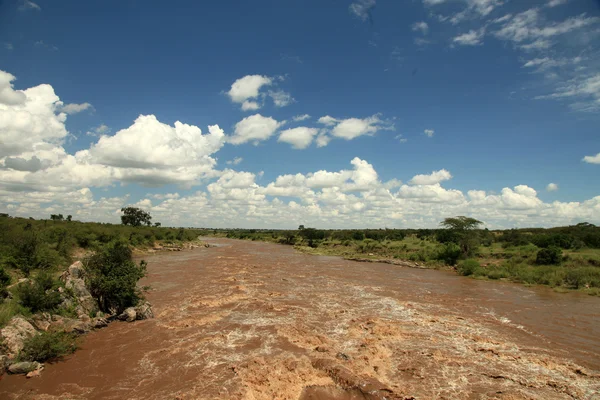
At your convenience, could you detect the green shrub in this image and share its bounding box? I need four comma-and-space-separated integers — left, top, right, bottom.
84, 241, 147, 314
535, 246, 562, 265
436, 243, 462, 266
0, 266, 11, 297
564, 267, 600, 289
19, 331, 78, 362
457, 259, 481, 276
486, 267, 509, 280
16, 271, 62, 313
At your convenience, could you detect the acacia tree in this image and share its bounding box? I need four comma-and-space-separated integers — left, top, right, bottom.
440, 216, 483, 258
120, 207, 152, 227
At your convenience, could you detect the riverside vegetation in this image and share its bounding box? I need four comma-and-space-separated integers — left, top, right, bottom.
215, 218, 600, 295
0, 210, 204, 376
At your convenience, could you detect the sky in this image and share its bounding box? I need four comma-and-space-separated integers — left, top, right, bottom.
0, 0, 599, 229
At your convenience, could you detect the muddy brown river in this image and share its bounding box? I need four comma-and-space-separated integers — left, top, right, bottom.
1, 238, 599, 399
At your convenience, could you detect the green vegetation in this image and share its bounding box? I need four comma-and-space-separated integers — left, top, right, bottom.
84, 241, 147, 314
19, 331, 78, 362
214, 219, 600, 294
0, 211, 205, 327
16, 271, 63, 313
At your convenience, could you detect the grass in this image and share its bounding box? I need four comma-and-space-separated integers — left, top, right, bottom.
19, 331, 78, 362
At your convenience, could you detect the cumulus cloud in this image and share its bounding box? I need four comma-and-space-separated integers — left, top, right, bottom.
86, 124, 110, 137
229, 114, 282, 145
412, 21, 429, 35
424, 129, 434, 137
409, 169, 453, 185
293, 114, 311, 122
19, 0, 40, 11
546, 183, 558, 191
349, 0, 376, 22
226, 157, 243, 166
227, 75, 272, 110
268, 90, 295, 107
583, 152, 600, 164
453, 28, 485, 45
0, 71, 26, 105
315, 114, 392, 143
278, 127, 320, 149
61, 102, 93, 114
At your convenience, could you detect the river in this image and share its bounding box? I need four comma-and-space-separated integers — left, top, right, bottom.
1, 238, 599, 399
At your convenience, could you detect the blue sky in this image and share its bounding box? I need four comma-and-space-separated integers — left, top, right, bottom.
0, 0, 599, 228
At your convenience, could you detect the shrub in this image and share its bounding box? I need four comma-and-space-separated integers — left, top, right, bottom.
19, 331, 78, 362
564, 267, 600, 289
16, 271, 62, 313
0, 266, 11, 297
436, 243, 462, 266
457, 259, 481, 276
535, 246, 562, 265
84, 241, 147, 314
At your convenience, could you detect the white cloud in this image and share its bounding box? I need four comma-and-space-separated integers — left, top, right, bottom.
453, 28, 485, 46
226, 157, 243, 166
227, 75, 272, 109
424, 129, 435, 137
349, 0, 376, 22
547, 0, 569, 7
0, 71, 26, 105
317, 114, 392, 141
229, 114, 282, 145
19, 0, 40, 11
86, 124, 110, 137
412, 21, 429, 35
278, 127, 320, 149
409, 169, 452, 185
268, 90, 295, 107
61, 102, 93, 114
293, 114, 311, 122
583, 152, 600, 164
318, 115, 339, 126
5, 43, 13, 51
546, 183, 558, 191
241, 101, 260, 111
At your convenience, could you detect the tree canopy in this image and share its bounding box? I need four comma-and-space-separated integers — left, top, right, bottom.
120, 207, 152, 227
440, 216, 483, 231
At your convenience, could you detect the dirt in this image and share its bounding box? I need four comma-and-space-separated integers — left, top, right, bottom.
1, 238, 599, 399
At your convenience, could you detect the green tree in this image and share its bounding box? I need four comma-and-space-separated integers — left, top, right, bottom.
154, 222, 161, 227
84, 241, 147, 313
120, 207, 152, 227
440, 216, 483, 258
66, 215, 72, 222
50, 214, 64, 221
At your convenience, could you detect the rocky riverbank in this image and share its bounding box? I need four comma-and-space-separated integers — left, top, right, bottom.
0, 261, 154, 377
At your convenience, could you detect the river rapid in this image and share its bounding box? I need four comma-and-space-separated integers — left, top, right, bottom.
1, 238, 599, 399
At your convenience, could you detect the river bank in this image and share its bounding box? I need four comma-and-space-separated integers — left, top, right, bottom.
1, 238, 598, 399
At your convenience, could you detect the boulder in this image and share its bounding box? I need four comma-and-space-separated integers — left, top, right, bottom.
0, 317, 38, 358
135, 302, 154, 320
49, 316, 91, 334
26, 368, 42, 378
92, 318, 108, 329
60, 261, 99, 317
68, 261, 84, 279
30, 313, 52, 332
8, 361, 41, 375
118, 307, 137, 322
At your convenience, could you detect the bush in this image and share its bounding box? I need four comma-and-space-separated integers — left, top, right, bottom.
564, 267, 600, 289
457, 259, 481, 276
19, 331, 78, 362
16, 271, 62, 313
535, 246, 562, 265
84, 241, 147, 314
0, 266, 11, 297
436, 243, 462, 266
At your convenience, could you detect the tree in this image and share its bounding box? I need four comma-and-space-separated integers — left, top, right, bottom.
50, 214, 64, 221
298, 225, 305, 230
84, 241, 147, 313
154, 222, 161, 227
440, 216, 483, 258
66, 215, 72, 222
120, 207, 152, 227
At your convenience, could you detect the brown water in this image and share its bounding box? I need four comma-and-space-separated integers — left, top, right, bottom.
1, 238, 599, 399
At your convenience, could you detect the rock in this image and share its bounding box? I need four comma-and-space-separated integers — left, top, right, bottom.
118, 307, 137, 322
93, 318, 108, 329
30, 313, 52, 332
0, 317, 38, 358
8, 361, 41, 375
135, 302, 154, 320
26, 368, 42, 378
49, 316, 91, 334
68, 261, 84, 279
0, 354, 10, 371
